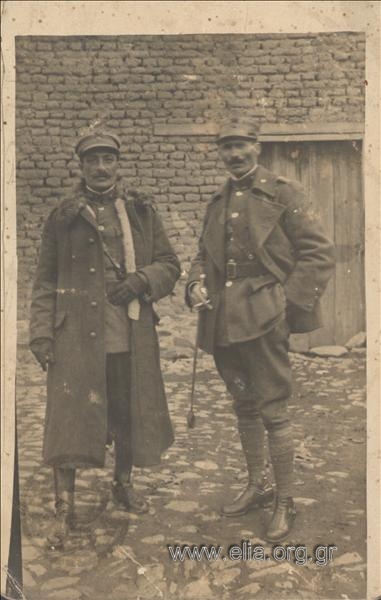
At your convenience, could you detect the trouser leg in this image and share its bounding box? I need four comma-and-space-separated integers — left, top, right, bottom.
214, 346, 266, 483
215, 321, 295, 527
47, 467, 75, 550
237, 321, 296, 541
106, 353, 148, 514
106, 353, 133, 481
243, 321, 294, 499
214, 346, 273, 516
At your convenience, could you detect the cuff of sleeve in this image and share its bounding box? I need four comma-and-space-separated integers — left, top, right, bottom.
185, 280, 199, 308
131, 272, 150, 295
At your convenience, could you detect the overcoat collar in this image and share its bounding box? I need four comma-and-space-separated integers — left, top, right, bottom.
54, 179, 152, 232
203, 165, 287, 272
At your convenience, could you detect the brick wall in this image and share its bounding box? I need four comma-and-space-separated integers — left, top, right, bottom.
16, 33, 365, 318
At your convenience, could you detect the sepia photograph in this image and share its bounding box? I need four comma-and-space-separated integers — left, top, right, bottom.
1, 2, 380, 600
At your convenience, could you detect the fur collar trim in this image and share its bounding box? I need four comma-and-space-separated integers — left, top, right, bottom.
54, 179, 154, 226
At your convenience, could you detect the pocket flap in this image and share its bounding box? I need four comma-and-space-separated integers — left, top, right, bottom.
249, 273, 278, 293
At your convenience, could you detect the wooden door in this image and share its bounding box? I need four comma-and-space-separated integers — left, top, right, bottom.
260, 141, 365, 349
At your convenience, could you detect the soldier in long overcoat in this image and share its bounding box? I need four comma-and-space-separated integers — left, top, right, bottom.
187, 118, 335, 542
30, 131, 181, 548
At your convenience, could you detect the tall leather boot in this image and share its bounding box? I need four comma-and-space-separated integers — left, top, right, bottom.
265, 496, 296, 542
111, 435, 148, 514
265, 423, 296, 541
221, 417, 273, 517
46, 467, 75, 550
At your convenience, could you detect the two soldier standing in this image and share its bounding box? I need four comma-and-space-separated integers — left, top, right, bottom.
30, 120, 334, 547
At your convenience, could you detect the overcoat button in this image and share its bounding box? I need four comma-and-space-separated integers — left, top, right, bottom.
90, 301, 97, 307
90, 332, 97, 338
248, 253, 254, 260
235, 191, 243, 197
98, 225, 105, 232
89, 238, 95, 244
231, 212, 240, 218
225, 281, 233, 287
89, 268, 96, 273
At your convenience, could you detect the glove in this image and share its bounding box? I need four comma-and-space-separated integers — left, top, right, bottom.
30, 337, 55, 372
108, 273, 149, 306
188, 281, 213, 311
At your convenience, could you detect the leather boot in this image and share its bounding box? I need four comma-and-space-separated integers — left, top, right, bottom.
221, 477, 273, 517
46, 468, 75, 550
221, 418, 273, 517
265, 496, 296, 543
112, 472, 149, 514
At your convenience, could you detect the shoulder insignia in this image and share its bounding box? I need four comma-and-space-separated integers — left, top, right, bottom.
276, 175, 305, 195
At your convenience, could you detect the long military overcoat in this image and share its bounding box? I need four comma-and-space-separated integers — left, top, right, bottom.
30, 182, 181, 469
187, 165, 335, 354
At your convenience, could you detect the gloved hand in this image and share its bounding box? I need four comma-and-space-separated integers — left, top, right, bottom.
30, 337, 55, 372
108, 273, 149, 306
188, 281, 213, 311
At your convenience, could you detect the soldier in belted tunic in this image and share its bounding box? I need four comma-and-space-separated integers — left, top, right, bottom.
29, 131, 181, 549
186, 118, 335, 542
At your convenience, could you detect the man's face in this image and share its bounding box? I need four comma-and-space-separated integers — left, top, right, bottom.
218, 138, 260, 178
80, 149, 119, 191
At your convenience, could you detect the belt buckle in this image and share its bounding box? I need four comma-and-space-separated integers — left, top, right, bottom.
226, 259, 237, 279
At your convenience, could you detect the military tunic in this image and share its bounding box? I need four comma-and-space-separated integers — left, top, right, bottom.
187, 164, 335, 427
87, 192, 130, 352
216, 174, 284, 346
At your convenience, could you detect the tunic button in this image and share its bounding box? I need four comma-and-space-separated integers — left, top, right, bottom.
90, 332, 97, 338
235, 191, 243, 197
89, 238, 95, 244
90, 301, 97, 307
98, 206, 105, 211
98, 225, 105, 232
231, 212, 239, 218
248, 253, 254, 260
225, 280, 233, 287
89, 267, 96, 274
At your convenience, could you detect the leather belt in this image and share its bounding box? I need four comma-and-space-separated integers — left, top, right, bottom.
226, 259, 268, 280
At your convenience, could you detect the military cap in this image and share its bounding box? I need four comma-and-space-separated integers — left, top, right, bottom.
216, 118, 260, 144
75, 131, 121, 158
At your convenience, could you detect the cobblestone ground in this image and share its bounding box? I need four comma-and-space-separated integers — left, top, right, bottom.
16, 309, 366, 600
